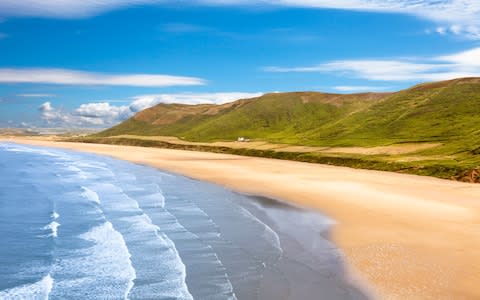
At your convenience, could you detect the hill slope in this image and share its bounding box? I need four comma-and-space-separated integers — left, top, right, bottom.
99, 78, 480, 146
99, 91, 390, 144
91, 78, 480, 182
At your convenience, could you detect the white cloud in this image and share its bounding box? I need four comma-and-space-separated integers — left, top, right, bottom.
39, 101, 84, 126
436, 27, 447, 35
450, 25, 462, 35
264, 46, 480, 82
0, 68, 206, 87
37, 92, 263, 128
437, 47, 480, 66
1, 1, 480, 38
39, 101, 128, 127
75, 102, 132, 120
39, 101, 53, 112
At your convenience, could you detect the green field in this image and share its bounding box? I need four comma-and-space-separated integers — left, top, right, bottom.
88, 77, 480, 182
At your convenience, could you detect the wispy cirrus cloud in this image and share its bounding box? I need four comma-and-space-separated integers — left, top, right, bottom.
426, 24, 480, 39
159, 22, 319, 44
264, 47, 480, 82
160, 23, 214, 34
0, 0, 151, 19
17, 93, 55, 98
0, 68, 205, 87
332, 86, 391, 92
1, 1, 479, 38
38, 92, 263, 127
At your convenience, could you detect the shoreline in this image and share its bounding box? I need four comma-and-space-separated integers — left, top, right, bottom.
3, 138, 480, 299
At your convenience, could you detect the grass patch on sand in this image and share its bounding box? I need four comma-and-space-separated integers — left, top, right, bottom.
69, 136, 480, 183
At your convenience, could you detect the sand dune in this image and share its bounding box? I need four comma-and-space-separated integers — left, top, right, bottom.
4, 137, 480, 299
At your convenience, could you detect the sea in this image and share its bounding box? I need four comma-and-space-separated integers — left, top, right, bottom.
0, 142, 368, 299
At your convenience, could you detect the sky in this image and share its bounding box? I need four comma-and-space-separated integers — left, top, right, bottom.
0, 0, 479, 128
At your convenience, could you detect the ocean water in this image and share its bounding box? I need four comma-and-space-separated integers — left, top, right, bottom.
0, 142, 368, 300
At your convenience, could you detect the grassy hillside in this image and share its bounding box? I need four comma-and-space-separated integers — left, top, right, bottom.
99, 91, 390, 143
90, 77, 480, 182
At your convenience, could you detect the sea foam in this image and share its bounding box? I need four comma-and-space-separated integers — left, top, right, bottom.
81, 186, 100, 204
91, 182, 193, 299
50, 221, 136, 299
44, 221, 60, 238
80, 221, 136, 299
51, 211, 59, 220
0, 274, 53, 300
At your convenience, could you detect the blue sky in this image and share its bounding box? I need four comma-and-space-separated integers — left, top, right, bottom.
0, 1, 479, 128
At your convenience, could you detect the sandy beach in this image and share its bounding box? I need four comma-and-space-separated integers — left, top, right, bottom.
4, 137, 480, 299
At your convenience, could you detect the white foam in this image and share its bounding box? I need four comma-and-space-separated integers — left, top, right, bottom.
148, 210, 235, 299
51, 211, 59, 220
64, 165, 89, 179
127, 188, 238, 299
71, 160, 107, 169
120, 182, 166, 209
94, 185, 193, 299
81, 186, 100, 204
0, 274, 53, 300
53, 221, 137, 299
137, 191, 165, 208
237, 205, 283, 256
44, 221, 60, 238
121, 213, 194, 300
0, 143, 69, 160
71, 161, 116, 177
247, 198, 335, 251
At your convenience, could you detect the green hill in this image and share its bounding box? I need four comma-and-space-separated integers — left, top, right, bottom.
99, 91, 390, 143
90, 77, 480, 182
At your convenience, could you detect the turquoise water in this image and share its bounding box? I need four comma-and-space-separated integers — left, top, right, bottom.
0, 143, 367, 299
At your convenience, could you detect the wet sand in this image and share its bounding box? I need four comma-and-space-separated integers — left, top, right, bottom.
237, 195, 369, 299
4, 138, 480, 299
